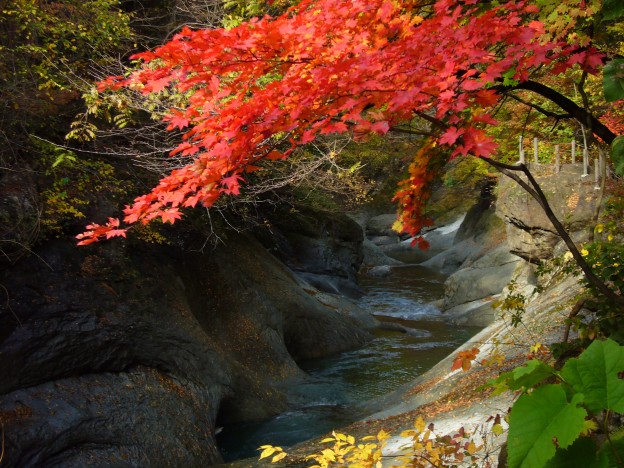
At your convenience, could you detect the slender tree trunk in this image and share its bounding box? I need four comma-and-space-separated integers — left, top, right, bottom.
478, 156, 624, 309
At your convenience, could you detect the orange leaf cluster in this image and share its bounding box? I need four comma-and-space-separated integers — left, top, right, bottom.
451, 347, 480, 372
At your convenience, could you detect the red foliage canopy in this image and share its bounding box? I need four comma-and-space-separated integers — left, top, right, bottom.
77, 0, 601, 245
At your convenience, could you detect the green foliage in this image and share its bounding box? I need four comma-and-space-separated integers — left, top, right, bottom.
493, 280, 530, 328
489, 359, 556, 395
491, 339, 624, 468
547, 436, 608, 467
0, 0, 132, 118
35, 139, 129, 237
603, 59, 624, 103
508, 386, 587, 468
611, 136, 624, 176
603, 0, 624, 21
561, 337, 624, 413
222, 0, 296, 27
559, 220, 624, 341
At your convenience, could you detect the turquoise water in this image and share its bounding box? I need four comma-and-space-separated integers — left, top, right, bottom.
217, 265, 481, 462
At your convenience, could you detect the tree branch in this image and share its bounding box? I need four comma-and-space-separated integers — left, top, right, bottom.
496, 80, 616, 144
505, 92, 572, 120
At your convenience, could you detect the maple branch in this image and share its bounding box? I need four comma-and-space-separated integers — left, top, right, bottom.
496, 80, 616, 144
388, 125, 436, 137
413, 111, 447, 130
479, 156, 624, 309
505, 93, 572, 121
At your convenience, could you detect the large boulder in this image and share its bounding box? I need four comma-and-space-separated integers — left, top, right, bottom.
496, 165, 600, 263
361, 238, 403, 269
0, 230, 374, 466
441, 245, 522, 326
365, 213, 400, 238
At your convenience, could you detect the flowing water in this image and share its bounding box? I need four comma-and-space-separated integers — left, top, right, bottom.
217, 265, 481, 462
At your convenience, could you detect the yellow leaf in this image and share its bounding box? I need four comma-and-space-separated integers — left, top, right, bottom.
492, 424, 504, 436
377, 429, 390, 441
581, 419, 598, 436
346, 435, 355, 445
271, 452, 287, 463
321, 449, 336, 461
259, 447, 277, 460
321, 437, 335, 443
415, 416, 426, 432
391, 219, 403, 233
530, 342, 542, 354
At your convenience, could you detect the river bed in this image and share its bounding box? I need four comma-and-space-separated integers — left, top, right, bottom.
217, 265, 481, 462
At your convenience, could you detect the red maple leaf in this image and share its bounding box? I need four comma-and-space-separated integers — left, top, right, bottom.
83, 0, 594, 244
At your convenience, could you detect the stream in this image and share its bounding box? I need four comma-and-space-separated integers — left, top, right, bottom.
217, 265, 481, 462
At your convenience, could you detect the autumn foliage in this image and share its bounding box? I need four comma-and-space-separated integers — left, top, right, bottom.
77, 0, 603, 244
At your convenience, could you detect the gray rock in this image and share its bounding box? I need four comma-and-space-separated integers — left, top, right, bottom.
361, 238, 402, 268
368, 235, 398, 246
366, 265, 393, 277
443, 297, 498, 327
454, 176, 497, 244
257, 206, 364, 298
365, 214, 400, 237
496, 167, 600, 262
442, 245, 522, 310
0, 169, 39, 264
420, 239, 481, 275
379, 216, 466, 263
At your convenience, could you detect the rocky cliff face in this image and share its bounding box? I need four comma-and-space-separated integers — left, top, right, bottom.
255, 205, 365, 298
0, 229, 374, 466
496, 165, 600, 263
429, 167, 596, 327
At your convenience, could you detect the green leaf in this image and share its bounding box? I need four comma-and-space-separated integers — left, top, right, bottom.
545, 437, 607, 468
488, 360, 555, 395
598, 428, 624, 467
611, 136, 624, 177
603, 0, 624, 21
603, 59, 624, 102
561, 338, 624, 413
507, 385, 587, 468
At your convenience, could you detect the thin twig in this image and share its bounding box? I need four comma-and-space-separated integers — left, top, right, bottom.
0, 284, 23, 328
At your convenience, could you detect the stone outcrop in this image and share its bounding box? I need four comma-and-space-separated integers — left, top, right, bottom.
256, 205, 365, 298
0, 231, 375, 466
496, 165, 600, 263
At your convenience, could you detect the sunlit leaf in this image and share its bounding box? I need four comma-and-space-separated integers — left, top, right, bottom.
507, 386, 587, 468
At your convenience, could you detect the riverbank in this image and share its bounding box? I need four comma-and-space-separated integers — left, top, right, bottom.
216, 264, 481, 462
224, 166, 600, 467
240, 263, 583, 467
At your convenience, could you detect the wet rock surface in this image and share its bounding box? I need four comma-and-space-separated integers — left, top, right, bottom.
0, 230, 374, 466
256, 205, 365, 298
